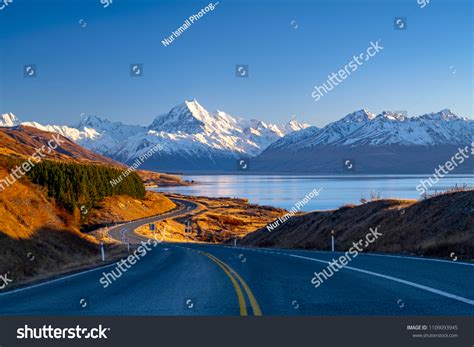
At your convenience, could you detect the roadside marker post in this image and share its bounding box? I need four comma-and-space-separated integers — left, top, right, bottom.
149, 223, 156, 240
100, 241, 105, 262
149, 223, 155, 239
234, 237, 237, 247
331, 230, 335, 252
186, 221, 190, 243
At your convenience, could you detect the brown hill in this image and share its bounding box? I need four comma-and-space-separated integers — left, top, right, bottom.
0, 125, 118, 165
239, 190, 474, 260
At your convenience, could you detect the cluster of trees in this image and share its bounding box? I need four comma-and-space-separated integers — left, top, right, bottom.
27, 161, 145, 212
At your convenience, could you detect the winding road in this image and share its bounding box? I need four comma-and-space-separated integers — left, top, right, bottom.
107, 198, 198, 244
0, 197, 473, 316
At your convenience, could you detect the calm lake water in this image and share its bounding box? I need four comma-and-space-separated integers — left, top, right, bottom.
154, 175, 474, 211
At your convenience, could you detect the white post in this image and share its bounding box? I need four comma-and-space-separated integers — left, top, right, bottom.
127, 240, 130, 253
100, 241, 105, 261
186, 221, 189, 243
331, 230, 335, 252
234, 237, 237, 247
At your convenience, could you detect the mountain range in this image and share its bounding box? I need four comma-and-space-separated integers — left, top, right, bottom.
1, 102, 473, 173
1, 100, 309, 171
253, 109, 474, 173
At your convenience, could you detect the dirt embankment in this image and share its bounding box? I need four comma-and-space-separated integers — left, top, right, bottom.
239, 190, 474, 260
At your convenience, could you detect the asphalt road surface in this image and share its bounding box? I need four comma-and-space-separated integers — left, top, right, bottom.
0, 199, 473, 316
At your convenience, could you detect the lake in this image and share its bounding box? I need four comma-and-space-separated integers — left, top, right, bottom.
153, 175, 474, 211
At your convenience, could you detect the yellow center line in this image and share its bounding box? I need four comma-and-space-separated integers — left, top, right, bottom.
201, 252, 248, 316
205, 253, 262, 316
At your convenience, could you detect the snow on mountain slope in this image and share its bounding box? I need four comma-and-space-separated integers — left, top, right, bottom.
0, 113, 20, 127
22, 115, 143, 158
267, 109, 473, 151
255, 109, 473, 174
139, 99, 310, 159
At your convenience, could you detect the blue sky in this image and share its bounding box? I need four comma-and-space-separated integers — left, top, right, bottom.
0, 0, 472, 127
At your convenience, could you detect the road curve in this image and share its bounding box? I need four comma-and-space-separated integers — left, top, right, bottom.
107, 198, 198, 244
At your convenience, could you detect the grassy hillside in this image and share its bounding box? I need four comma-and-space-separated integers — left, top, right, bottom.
240, 190, 474, 260
0, 125, 118, 165
85, 191, 176, 228
0, 163, 107, 283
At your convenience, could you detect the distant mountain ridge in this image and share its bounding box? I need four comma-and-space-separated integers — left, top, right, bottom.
267, 109, 472, 150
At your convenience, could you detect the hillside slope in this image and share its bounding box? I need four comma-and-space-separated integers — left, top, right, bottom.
0, 125, 118, 165
0, 162, 104, 283
240, 190, 474, 260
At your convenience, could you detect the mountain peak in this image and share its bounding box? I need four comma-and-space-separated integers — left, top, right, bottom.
149, 99, 212, 134
0, 113, 20, 127
284, 118, 311, 132
184, 98, 204, 110
76, 114, 112, 129
418, 109, 466, 121
341, 109, 376, 123
377, 111, 407, 121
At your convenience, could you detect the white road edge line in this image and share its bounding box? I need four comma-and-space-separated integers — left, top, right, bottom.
290, 254, 474, 306
237, 246, 474, 267
360, 252, 474, 267
0, 262, 118, 297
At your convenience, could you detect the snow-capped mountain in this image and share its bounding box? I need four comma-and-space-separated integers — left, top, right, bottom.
11, 100, 310, 171
267, 109, 472, 150
253, 109, 474, 173
0, 113, 20, 127
123, 100, 309, 165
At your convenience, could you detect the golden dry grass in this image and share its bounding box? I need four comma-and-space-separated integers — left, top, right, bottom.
0, 167, 73, 239
135, 219, 201, 243
85, 191, 176, 226
146, 194, 287, 243
0, 165, 128, 284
